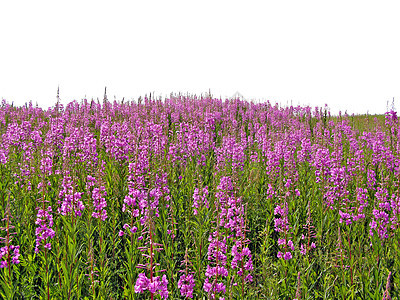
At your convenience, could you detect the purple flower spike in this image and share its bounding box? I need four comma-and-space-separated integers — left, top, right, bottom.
35, 206, 55, 253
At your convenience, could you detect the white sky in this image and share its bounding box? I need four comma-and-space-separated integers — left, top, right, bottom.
1, 0, 399, 115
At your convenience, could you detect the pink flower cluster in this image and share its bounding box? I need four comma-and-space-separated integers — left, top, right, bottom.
204, 232, 228, 298
231, 240, 253, 282
192, 186, 209, 215
299, 235, 316, 256
91, 186, 107, 220
0, 207, 20, 268
118, 223, 137, 237
370, 187, 391, 239
215, 176, 246, 236
134, 273, 169, 299
0, 245, 20, 268
178, 274, 195, 298
35, 206, 55, 253
274, 203, 294, 260
58, 175, 84, 217
86, 175, 107, 220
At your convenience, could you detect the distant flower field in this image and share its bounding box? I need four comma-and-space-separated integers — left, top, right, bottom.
0, 96, 398, 299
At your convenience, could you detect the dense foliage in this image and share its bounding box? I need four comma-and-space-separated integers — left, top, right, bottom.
0, 96, 398, 299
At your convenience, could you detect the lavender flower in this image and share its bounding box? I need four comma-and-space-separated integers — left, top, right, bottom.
192, 186, 209, 215
0, 245, 20, 268
35, 206, 56, 253
58, 175, 85, 217
135, 273, 169, 299
178, 274, 195, 298
231, 240, 253, 281
91, 186, 107, 221
0, 205, 20, 268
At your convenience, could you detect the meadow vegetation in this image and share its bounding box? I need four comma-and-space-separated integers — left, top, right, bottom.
0, 96, 398, 299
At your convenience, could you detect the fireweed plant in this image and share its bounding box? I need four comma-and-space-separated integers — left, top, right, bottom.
0, 200, 20, 299
0, 96, 398, 299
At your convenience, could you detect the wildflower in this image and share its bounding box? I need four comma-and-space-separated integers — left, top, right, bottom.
58, 176, 85, 217
0, 245, 20, 268
178, 274, 195, 298
35, 206, 55, 253
178, 249, 196, 298
91, 186, 107, 221
284, 252, 292, 260
134, 273, 169, 299
0, 205, 20, 267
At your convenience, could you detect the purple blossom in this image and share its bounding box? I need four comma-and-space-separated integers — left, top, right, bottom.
0, 245, 20, 268
134, 273, 169, 299
370, 187, 391, 239
58, 176, 85, 217
192, 186, 209, 215
0, 207, 21, 267
91, 186, 107, 221
284, 252, 292, 260
204, 232, 228, 298
178, 274, 195, 298
35, 206, 55, 253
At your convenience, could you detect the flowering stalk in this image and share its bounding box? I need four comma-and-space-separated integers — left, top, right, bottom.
85, 175, 98, 298
203, 177, 234, 299
58, 174, 85, 220
86, 173, 108, 297
274, 202, 294, 261
178, 248, 196, 298
382, 271, 392, 300
227, 174, 254, 297
192, 185, 209, 215
36, 160, 55, 300
34, 204, 55, 254
58, 174, 83, 299
0, 200, 20, 296
120, 157, 143, 297
85, 239, 98, 299
299, 204, 316, 257
204, 231, 228, 299
293, 271, 301, 300
135, 209, 168, 299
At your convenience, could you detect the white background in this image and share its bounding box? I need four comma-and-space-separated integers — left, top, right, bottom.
1, 0, 399, 115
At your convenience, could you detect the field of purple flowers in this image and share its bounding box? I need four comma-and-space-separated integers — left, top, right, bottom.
0, 96, 398, 299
